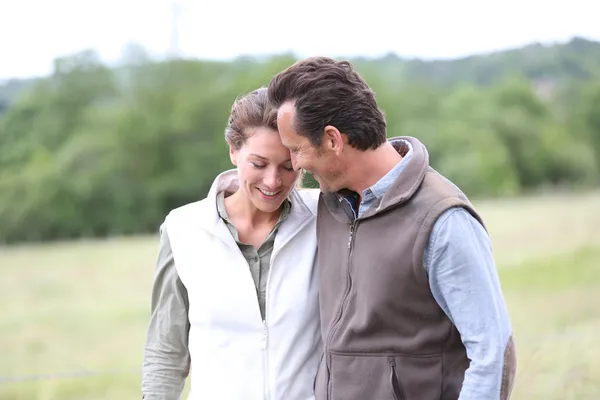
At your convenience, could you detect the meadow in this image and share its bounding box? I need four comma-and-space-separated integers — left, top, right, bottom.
1, 191, 600, 400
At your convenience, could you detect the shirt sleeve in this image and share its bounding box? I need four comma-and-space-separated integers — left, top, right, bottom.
424, 207, 517, 400
142, 223, 191, 400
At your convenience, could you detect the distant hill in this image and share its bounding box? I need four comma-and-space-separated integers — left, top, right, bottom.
399, 36, 600, 86
1, 36, 599, 114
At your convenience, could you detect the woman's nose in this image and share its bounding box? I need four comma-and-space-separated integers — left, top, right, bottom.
264, 169, 282, 188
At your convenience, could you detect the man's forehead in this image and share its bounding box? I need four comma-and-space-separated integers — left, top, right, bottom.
277, 101, 296, 123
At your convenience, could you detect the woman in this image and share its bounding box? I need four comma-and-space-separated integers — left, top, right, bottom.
141, 88, 322, 400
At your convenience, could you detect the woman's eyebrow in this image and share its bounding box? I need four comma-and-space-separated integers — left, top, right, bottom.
248, 154, 267, 160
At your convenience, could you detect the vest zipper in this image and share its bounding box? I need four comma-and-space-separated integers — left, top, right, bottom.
262, 213, 311, 400
216, 199, 313, 400
347, 223, 355, 250
261, 319, 270, 399
388, 357, 405, 400
326, 221, 357, 399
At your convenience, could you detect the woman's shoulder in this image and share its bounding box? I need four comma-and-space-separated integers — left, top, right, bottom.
296, 187, 321, 198
165, 196, 214, 224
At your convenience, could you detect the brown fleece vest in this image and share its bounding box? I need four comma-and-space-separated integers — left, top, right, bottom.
314, 136, 500, 400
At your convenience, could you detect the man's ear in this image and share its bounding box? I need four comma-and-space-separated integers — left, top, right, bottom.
323, 125, 344, 156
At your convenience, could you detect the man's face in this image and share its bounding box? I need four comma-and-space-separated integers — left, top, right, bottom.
276, 102, 346, 192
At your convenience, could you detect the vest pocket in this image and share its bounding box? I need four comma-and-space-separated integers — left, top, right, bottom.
328, 352, 442, 400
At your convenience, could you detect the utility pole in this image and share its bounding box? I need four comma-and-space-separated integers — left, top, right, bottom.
169, 0, 183, 58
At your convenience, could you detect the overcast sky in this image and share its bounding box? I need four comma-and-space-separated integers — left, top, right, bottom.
1, 0, 599, 80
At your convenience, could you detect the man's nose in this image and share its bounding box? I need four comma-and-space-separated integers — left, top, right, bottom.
291, 154, 301, 171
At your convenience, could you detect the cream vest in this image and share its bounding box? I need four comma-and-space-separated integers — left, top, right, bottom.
165, 170, 322, 400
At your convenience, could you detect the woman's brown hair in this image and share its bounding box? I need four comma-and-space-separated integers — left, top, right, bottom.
225, 87, 307, 189
224, 87, 277, 150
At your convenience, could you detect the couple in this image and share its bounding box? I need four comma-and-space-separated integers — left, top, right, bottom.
142, 57, 517, 400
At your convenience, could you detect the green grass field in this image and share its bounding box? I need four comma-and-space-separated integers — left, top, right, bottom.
1, 191, 600, 400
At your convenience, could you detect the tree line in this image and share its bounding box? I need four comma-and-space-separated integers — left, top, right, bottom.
1, 41, 599, 244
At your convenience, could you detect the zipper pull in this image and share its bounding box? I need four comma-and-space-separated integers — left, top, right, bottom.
347, 224, 355, 249
388, 357, 404, 400
261, 320, 268, 350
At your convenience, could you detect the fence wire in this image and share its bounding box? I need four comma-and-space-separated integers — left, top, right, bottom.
0, 368, 139, 383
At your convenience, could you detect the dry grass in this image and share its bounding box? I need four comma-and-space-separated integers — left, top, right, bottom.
474, 190, 600, 266
1, 190, 599, 399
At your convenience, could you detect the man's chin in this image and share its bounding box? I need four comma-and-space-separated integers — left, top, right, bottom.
312, 175, 325, 191
313, 177, 335, 194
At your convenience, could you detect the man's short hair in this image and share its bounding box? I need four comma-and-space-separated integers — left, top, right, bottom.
268, 56, 387, 151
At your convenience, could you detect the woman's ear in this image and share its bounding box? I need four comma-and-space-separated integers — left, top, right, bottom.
229, 145, 237, 166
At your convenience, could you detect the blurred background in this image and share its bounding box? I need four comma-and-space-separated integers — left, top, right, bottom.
1, 0, 599, 399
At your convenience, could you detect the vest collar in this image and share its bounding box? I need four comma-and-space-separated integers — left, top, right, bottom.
198, 169, 315, 247
323, 136, 430, 223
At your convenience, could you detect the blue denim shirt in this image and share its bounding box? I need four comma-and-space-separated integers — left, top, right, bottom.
346, 140, 513, 400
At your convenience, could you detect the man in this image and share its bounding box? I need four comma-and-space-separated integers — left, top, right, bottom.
267, 57, 517, 400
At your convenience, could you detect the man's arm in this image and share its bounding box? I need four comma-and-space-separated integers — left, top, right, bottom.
424, 207, 517, 400
142, 224, 191, 400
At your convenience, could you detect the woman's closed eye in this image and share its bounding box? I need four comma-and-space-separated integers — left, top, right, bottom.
252, 162, 294, 172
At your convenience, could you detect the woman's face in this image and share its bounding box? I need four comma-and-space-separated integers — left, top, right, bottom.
230, 127, 300, 213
